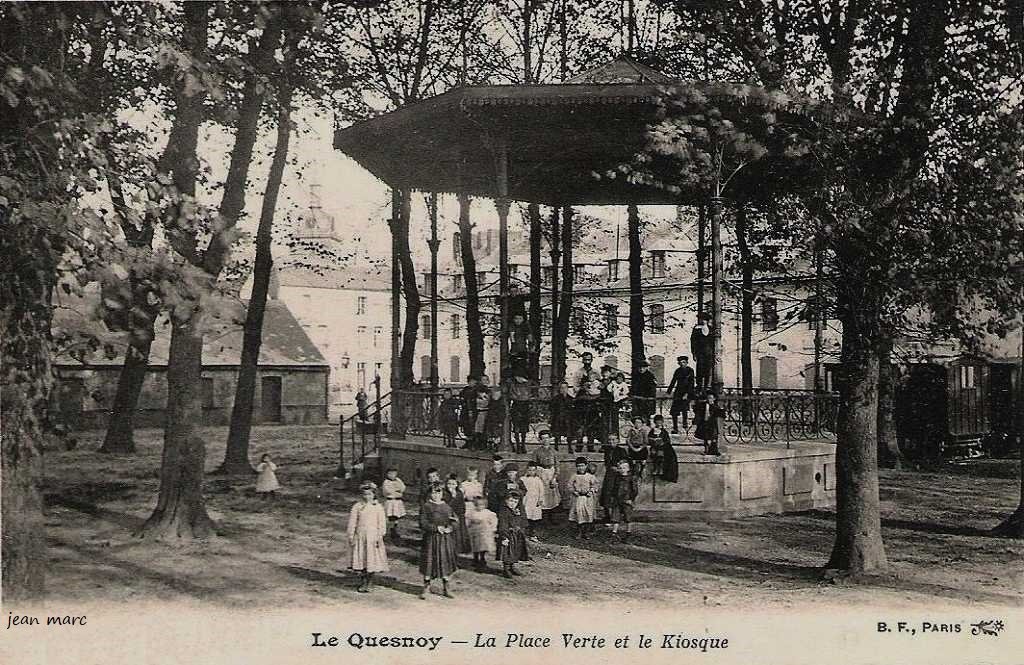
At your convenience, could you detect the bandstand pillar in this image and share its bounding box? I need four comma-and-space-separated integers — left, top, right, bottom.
388, 188, 405, 439
494, 140, 512, 452
428, 193, 440, 391
709, 194, 725, 455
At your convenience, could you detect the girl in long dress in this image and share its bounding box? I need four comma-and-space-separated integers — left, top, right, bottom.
255, 454, 280, 499
567, 457, 599, 539
419, 483, 459, 599
466, 496, 497, 570
347, 482, 389, 593
497, 492, 529, 579
521, 463, 545, 541
443, 474, 471, 555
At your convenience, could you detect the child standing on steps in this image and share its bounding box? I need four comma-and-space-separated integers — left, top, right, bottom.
255, 454, 280, 499
567, 457, 599, 539
419, 483, 458, 599
497, 492, 529, 579
347, 481, 389, 593
381, 467, 406, 543
466, 496, 497, 570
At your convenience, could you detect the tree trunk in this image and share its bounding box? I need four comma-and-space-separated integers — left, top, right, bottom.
826, 309, 889, 575
549, 206, 562, 388
553, 206, 574, 382
396, 190, 420, 387
876, 341, 903, 470
99, 336, 152, 453
735, 206, 753, 393
141, 317, 215, 539
221, 61, 295, 475
528, 202, 542, 380
627, 204, 646, 377
458, 194, 485, 379
0, 233, 54, 598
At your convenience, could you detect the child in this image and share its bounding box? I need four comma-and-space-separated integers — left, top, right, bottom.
484, 455, 505, 513
521, 463, 545, 541
485, 386, 506, 449
255, 454, 280, 499
347, 481, 389, 593
509, 375, 532, 454
419, 483, 458, 599
648, 415, 673, 480
626, 415, 650, 479
608, 459, 639, 543
497, 491, 529, 579
567, 457, 599, 539
438, 388, 460, 448
474, 386, 491, 450
443, 474, 471, 555
460, 466, 483, 514
466, 496, 497, 570
609, 372, 630, 438
599, 434, 629, 522
420, 468, 442, 505
381, 467, 406, 543
496, 463, 528, 515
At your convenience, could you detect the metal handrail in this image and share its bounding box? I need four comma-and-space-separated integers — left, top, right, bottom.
336, 377, 390, 477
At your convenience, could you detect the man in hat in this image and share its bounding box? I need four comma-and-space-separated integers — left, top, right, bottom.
666, 355, 696, 434
631, 360, 658, 423
691, 314, 713, 391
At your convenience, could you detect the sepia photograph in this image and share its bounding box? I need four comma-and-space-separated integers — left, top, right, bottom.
0, 1, 1022, 664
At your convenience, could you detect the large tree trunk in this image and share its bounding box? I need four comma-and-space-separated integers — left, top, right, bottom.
553, 206, 574, 382
0, 232, 55, 598
221, 61, 296, 475
528, 203, 542, 380
735, 206, 753, 392
396, 190, 420, 386
458, 194, 485, 379
627, 204, 646, 377
99, 336, 152, 453
827, 307, 889, 576
141, 318, 215, 539
876, 340, 903, 470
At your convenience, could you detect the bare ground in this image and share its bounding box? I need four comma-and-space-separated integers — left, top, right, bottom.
40, 426, 1023, 609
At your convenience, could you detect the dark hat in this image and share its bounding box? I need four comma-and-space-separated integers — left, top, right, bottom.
574, 456, 589, 465
505, 490, 523, 499
503, 463, 519, 473
638, 360, 650, 368
677, 355, 689, 362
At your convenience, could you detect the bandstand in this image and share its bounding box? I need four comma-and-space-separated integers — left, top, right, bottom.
333, 56, 837, 517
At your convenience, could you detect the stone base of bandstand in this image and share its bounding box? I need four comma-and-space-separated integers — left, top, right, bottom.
373, 436, 836, 519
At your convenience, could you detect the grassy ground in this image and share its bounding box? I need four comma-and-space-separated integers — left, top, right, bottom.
40, 425, 1023, 609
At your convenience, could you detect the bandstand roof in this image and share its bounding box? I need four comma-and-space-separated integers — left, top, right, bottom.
333, 56, 824, 207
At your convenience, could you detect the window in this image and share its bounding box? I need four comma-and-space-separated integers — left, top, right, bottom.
651, 250, 667, 278
450, 356, 461, 383
452, 232, 462, 266
607, 260, 619, 281
542, 266, 555, 286
541, 309, 552, 336
451, 314, 461, 339
201, 377, 215, 409
650, 355, 665, 385
420, 355, 431, 380
572, 307, 585, 334
805, 295, 829, 329
452, 274, 463, 291
649, 303, 665, 334
357, 325, 368, 339
604, 304, 619, 335
356, 296, 367, 315
759, 356, 778, 389
373, 326, 383, 348
540, 363, 552, 384
422, 274, 433, 298
959, 365, 976, 390
574, 264, 586, 282
761, 297, 779, 331
356, 362, 367, 389
421, 315, 432, 340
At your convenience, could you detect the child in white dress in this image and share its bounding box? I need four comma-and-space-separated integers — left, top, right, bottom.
521, 463, 545, 541
460, 466, 484, 515
255, 454, 280, 499
381, 467, 406, 543
466, 496, 497, 570
347, 481, 389, 593
568, 457, 600, 539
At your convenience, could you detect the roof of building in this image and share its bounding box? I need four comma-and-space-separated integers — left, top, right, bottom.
53, 291, 328, 368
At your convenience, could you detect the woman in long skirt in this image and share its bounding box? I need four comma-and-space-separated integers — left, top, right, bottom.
347, 482, 389, 593
443, 475, 472, 555
419, 483, 459, 599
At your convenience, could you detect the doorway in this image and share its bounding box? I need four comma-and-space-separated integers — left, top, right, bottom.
260, 376, 282, 423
